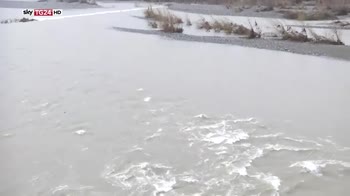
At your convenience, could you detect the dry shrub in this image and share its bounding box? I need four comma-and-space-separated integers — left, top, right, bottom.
144, 7, 183, 24
274, 23, 344, 45
222, 20, 259, 38
212, 20, 224, 32
144, 6, 165, 21
197, 18, 260, 38
144, 6, 157, 19
144, 6, 184, 33
275, 25, 309, 42
233, 24, 251, 35
160, 22, 184, 33
247, 21, 262, 38
148, 21, 158, 28
221, 21, 235, 34
197, 18, 212, 31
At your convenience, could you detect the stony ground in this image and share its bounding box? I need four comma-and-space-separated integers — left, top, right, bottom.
113, 26, 350, 61
168, 2, 350, 20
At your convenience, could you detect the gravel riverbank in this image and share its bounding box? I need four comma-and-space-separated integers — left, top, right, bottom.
168, 3, 285, 19
113, 26, 350, 61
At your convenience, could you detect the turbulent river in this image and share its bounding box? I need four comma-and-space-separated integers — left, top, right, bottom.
1, 2, 350, 196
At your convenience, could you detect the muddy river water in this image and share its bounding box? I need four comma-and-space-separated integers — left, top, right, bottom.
1, 2, 350, 196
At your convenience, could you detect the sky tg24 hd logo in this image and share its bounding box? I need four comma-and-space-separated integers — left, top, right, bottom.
23, 9, 62, 16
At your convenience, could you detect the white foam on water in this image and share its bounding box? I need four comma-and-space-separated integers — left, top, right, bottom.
51, 185, 69, 194
223, 147, 264, 176
240, 143, 252, 148
182, 126, 195, 132
252, 173, 281, 190
253, 133, 283, 138
137, 88, 144, 92
203, 135, 226, 144
284, 137, 323, 147
233, 118, 256, 123
290, 160, 350, 176
318, 137, 350, 152
179, 175, 199, 183
194, 114, 209, 119
202, 129, 249, 145
51, 185, 94, 194
318, 137, 337, 146
153, 177, 176, 195
232, 166, 249, 176
265, 144, 315, 152
215, 151, 227, 155
126, 145, 143, 152
198, 121, 225, 130
144, 132, 161, 141
74, 129, 87, 135
102, 162, 175, 194
182, 120, 227, 132
144, 97, 152, 102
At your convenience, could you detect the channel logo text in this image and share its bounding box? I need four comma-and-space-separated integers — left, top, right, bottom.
23, 9, 62, 16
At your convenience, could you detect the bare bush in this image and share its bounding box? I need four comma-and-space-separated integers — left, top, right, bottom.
212, 19, 224, 32
273, 23, 344, 45
144, 6, 184, 33
160, 22, 184, 33
196, 18, 260, 38
275, 25, 309, 42
148, 21, 158, 28
197, 18, 213, 31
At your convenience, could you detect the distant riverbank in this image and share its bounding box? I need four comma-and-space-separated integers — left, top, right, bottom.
0, 0, 100, 9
